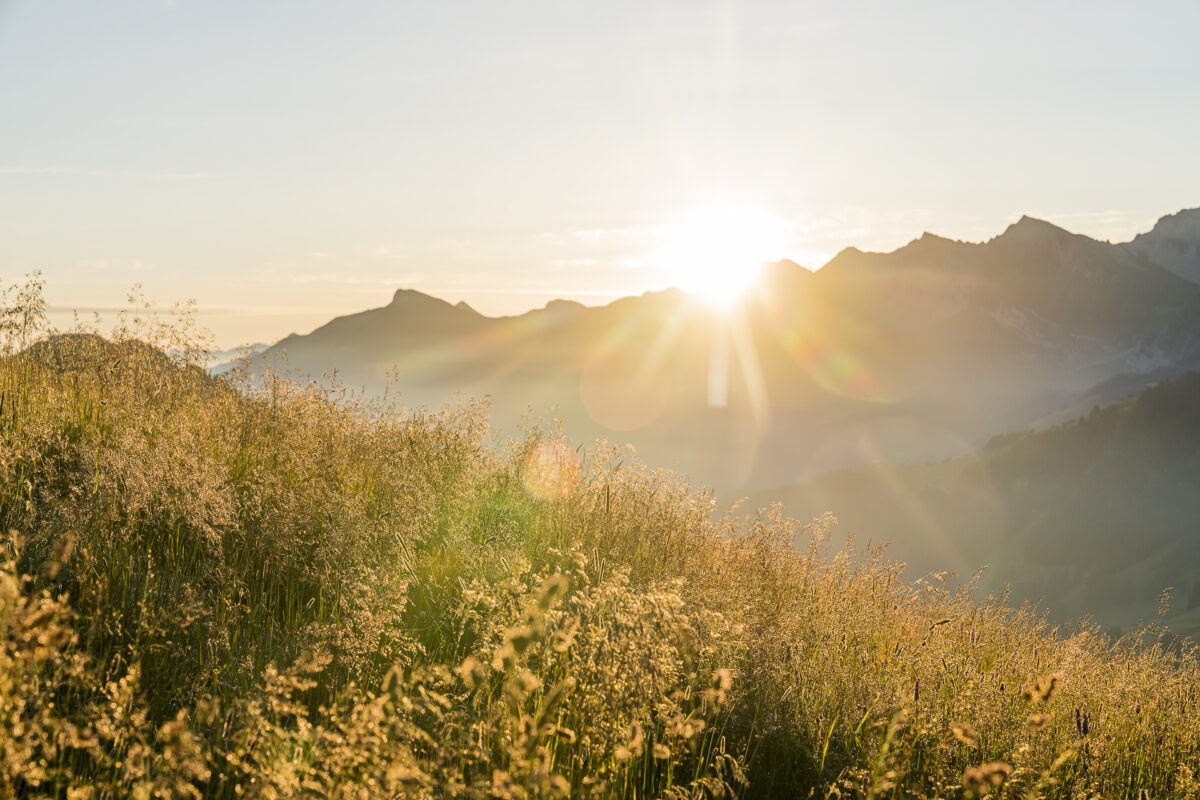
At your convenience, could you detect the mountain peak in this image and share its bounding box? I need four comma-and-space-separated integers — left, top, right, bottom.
813, 246, 875, 277
993, 215, 1073, 245
543, 298, 585, 315
454, 300, 482, 315
763, 258, 812, 281
388, 288, 474, 314
825, 245, 864, 263
1144, 207, 1200, 239
1006, 214, 1061, 233
391, 288, 431, 306
895, 231, 961, 255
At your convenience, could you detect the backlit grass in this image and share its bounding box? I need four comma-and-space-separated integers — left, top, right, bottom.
3, 274, 1199, 799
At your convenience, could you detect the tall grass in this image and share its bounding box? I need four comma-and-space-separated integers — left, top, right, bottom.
2, 273, 1199, 798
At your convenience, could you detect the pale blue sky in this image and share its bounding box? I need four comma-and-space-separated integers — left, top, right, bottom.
2, 1, 1198, 345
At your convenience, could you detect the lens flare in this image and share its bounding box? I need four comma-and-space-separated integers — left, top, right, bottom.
521, 440, 582, 501
759, 293, 896, 404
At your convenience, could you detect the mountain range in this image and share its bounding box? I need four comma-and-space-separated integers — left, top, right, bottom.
226, 208, 1200, 493
744, 370, 1200, 636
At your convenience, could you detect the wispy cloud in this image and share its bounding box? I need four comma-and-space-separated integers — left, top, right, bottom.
249, 267, 429, 290
538, 225, 659, 246
78, 258, 153, 272
48, 303, 347, 317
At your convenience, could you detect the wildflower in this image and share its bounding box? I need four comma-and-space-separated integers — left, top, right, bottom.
626, 722, 645, 757
457, 656, 486, 690
962, 762, 1012, 792
1022, 674, 1061, 703
534, 677, 577, 731
951, 722, 980, 747
537, 573, 569, 609
194, 695, 221, 727
42, 532, 75, 578
506, 624, 538, 653
1027, 713, 1051, 732
492, 643, 518, 672
551, 618, 579, 653
491, 770, 516, 799
1159, 588, 1173, 617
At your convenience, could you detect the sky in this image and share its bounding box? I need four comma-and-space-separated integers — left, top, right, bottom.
2, 0, 1199, 347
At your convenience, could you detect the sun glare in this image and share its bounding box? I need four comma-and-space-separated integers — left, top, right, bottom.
654, 204, 791, 309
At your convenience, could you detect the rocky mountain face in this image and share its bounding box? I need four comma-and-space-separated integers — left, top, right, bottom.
228, 208, 1200, 492
1124, 207, 1200, 284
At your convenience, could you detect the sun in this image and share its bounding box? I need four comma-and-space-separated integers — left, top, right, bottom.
653, 204, 791, 309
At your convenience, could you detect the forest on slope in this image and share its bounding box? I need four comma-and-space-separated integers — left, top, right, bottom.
747, 371, 1200, 636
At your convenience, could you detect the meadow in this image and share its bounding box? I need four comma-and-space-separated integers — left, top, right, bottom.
3, 274, 1199, 799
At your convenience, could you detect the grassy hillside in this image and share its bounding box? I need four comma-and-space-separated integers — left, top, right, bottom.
4, 282, 1200, 798
746, 371, 1200, 637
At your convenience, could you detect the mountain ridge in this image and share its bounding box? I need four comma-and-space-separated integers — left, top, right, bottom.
226, 206, 1200, 491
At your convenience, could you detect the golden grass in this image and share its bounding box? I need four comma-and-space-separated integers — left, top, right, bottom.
2, 273, 1199, 799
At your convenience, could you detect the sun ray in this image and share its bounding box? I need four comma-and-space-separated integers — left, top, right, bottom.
727, 308, 769, 434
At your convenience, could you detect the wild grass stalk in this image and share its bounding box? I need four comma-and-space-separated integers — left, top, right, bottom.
1, 274, 1199, 798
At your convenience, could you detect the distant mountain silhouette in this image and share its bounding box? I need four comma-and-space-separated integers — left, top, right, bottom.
743, 371, 1200, 636
225, 208, 1200, 492
1125, 207, 1200, 284
205, 342, 268, 371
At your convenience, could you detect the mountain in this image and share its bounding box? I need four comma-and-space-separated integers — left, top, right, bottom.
812, 214, 1200, 377
205, 342, 268, 372
225, 208, 1200, 492
743, 371, 1200, 635
1124, 207, 1200, 284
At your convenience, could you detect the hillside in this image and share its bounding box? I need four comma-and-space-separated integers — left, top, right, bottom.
228, 209, 1200, 493
5, 311, 1200, 797
745, 371, 1200, 635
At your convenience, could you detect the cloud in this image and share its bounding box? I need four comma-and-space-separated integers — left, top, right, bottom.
48, 303, 347, 317
538, 225, 659, 247
78, 259, 152, 272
